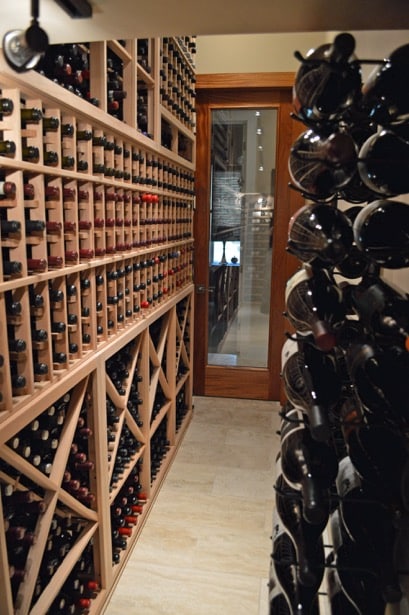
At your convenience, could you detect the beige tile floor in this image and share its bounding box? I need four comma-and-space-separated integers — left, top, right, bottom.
104, 395, 282, 615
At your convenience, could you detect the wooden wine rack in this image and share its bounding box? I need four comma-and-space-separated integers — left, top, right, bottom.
0, 35, 195, 615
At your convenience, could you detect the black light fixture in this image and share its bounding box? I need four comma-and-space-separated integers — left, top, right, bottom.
2, 0, 49, 72
2, 0, 93, 73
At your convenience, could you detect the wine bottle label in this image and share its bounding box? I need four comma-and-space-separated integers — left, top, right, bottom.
336, 455, 361, 498
284, 266, 311, 305
280, 336, 298, 371
329, 508, 344, 554
279, 407, 304, 445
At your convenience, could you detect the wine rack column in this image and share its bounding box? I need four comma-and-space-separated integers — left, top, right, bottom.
0, 32, 195, 613
271, 33, 409, 615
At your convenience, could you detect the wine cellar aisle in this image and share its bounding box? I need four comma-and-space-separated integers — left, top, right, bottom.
0, 35, 195, 615
105, 395, 281, 615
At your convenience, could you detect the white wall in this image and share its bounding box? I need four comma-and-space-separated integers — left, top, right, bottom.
196, 30, 409, 74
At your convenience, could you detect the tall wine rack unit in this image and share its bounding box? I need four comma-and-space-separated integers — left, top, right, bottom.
0, 36, 195, 615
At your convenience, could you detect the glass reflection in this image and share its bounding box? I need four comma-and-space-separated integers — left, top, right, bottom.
208, 108, 277, 368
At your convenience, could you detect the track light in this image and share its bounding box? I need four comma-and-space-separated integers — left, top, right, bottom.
3, 0, 49, 72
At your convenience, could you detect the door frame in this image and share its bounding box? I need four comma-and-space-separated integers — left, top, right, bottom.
193, 73, 303, 401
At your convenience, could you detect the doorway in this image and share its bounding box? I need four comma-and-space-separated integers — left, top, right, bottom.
194, 74, 303, 400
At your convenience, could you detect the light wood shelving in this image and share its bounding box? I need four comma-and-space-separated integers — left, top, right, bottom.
0, 35, 195, 615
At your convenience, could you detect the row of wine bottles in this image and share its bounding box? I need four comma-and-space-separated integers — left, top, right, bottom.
290, 33, 409, 205
1, 258, 192, 406
271, 32, 409, 614
160, 37, 196, 130
1, 196, 193, 282
0, 97, 195, 186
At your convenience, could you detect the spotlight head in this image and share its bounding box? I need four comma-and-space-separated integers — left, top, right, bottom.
25, 21, 49, 53
3, 23, 48, 72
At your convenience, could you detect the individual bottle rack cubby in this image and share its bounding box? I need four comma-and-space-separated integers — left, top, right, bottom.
271, 33, 409, 615
0, 37, 194, 614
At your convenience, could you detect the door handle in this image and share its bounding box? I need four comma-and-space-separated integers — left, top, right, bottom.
196, 284, 214, 294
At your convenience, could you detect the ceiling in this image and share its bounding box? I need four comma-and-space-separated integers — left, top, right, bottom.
0, 0, 408, 44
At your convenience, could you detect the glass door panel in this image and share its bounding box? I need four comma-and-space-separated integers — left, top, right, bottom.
208, 108, 277, 368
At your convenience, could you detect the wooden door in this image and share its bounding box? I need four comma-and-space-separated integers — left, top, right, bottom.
193, 73, 304, 400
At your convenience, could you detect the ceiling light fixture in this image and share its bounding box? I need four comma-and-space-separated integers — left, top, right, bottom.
3, 0, 49, 72
2, 0, 92, 73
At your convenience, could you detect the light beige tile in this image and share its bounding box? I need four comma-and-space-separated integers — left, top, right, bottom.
193, 528, 270, 577
176, 440, 273, 471
105, 563, 262, 615
211, 466, 275, 501
105, 396, 276, 615
160, 461, 218, 494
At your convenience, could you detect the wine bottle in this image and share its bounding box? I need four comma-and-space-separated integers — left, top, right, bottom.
287, 202, 353, 266
336, 453, 402, 603
280, 407, 338, 524
43, 116, 60, 132
0, 180, 17, 198
25, 219, 46, 233
357, 130, 409, 197
268, 585, 291, 615
275, 458, 325, 587
353, 199, 409, 269
361, 42, 409, 124
61, 122, 74, 136
281, 336, 341, 441
327, 566, 361, 615
22, 146, 40, 162
1, 219, 21, 234
270, 513, 320, 614
338, 123, 378, 204
284, 266, 346, 352
345, 416, 409, 510
21, 107, 43, 123
335, 206, 370, 279
329, 509, 387, 614
293, 32, 362, 124
346, 274, 409, 350
289, 128, 358, 200
0, 140, 16, 156
0, 98, 14, 115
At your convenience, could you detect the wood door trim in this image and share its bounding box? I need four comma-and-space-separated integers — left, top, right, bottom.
205, 366, 272, 400
196, 72, 296, 89
194, 77, 304, 400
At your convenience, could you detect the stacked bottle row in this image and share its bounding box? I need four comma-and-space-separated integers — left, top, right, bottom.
270, 33, 409, 614
160, 37, 196, 131
111, 463, 147, 565
0, 247, 193, 409
104, 330, 146, 561
1, 181, 193, 279
0, 89, 194, 184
